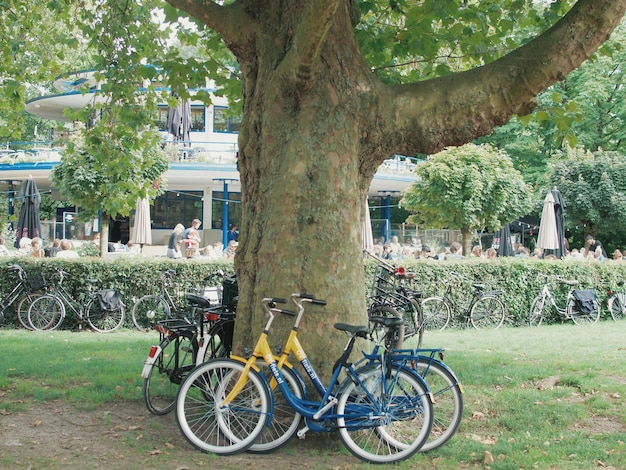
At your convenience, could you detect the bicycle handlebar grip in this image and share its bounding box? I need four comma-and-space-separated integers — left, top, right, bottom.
295, 293, 315, 299
311, 299, 327, 306
276, 308, 296, 316
271, 297, 287, 304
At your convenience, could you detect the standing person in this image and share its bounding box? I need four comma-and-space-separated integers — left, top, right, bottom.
167, 224, 185, 259
182, 219, 201, 255
31, 237, 45, 258
227, 224, 239, 243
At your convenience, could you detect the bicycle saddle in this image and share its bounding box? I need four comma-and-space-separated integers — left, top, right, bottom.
186, 293, 211, 308
369, 316, 404, 328
334, 323, 369, 338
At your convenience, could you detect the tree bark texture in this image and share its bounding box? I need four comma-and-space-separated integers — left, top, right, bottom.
165, 0, 626, 377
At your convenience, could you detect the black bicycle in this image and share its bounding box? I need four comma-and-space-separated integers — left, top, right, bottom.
0, 264, 47, 329
365, 250, 424, 349
27, 269, 125, 332
141, 294, 236, 415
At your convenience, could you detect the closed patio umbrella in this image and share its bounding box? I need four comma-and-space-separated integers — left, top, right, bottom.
551, 188, 566, 258
14, 176, 41, 248
166, 92, 192, 159
493, 223, 514, 257
536, 191, 560, 252
129, 197, 152, 252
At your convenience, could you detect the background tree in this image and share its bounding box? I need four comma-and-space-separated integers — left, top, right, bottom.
2, 0, 626, 374
401, 144, 533, 255
479, 23, 626, 189
548, 149, 626, 252
51, 121, 168, 255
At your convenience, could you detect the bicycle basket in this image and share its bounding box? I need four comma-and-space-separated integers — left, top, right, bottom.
200, 286, 222, 306
27, 272, 46, 292
572, 289, 598, 314
370, 265, 396, 298
95, 289, 122, 311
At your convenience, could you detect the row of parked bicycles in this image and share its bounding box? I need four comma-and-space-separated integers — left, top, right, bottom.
138, 268, 464, 463
365, 251, 625, 331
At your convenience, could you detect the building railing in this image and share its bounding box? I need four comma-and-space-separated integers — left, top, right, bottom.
0, 142, 421, 175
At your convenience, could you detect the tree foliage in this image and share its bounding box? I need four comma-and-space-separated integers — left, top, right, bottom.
401, 144, 533, 254
479, 22, 626, 188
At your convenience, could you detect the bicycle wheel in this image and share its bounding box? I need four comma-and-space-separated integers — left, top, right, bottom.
248, 363, 304, 454
132, 295, 171, 332
470, 295, 505, 329
86, 299, 124, 332
337, 365, 433, 464
421, 297, 451, 331
368, 305, 404, 349
17, 293, 43, 330
144, 330, 198, 415
415, 357, 464, 452
568, 298, 600, 325
608, 294, 626, 321
202, 319, 235, 361
529, 296, 545, 326
28, 294, 65, 331
176, 358, 270, 455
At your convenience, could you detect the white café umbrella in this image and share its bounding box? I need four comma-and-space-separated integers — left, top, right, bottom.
129, 197, 152, 251
362, 199, 374, 251
536, 191, 560, 250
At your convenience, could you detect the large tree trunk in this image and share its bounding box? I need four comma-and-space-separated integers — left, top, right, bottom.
166, 0, 626, 378
232, 3, 381, 375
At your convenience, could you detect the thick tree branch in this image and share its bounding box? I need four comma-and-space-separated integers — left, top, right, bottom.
164, 0, 249, 47
387, 0, 626, 156
282, 0, 341, 87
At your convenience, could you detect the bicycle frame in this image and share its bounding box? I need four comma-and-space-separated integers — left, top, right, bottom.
223, 297, 430, 435
0, 280, 27, 316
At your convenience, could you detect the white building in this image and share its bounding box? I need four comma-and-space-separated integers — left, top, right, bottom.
1, 70, 418, 246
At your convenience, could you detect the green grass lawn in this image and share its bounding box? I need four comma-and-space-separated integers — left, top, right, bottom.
1, 322, 625, 469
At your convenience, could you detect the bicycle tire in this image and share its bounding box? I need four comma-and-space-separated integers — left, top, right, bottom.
144, 330, 198, 415
368, 305, 404, 350
568, 298, 600, 325
175, 358, 270, 455
415, 357, 464, 452
608, 294, 626, 321
470, 295, 505, 329
247, 363, 304, 454
529, 296, 545, 326
421, 297, 451, 331
86, 298, 125, 332
17, 293, 43, 330
132, 295, 171, 332
202, 319, 235, 361
336, 365, 433, 463
28, 294, 65, 331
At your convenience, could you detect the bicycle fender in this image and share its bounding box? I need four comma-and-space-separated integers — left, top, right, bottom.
141, 344, 163, 378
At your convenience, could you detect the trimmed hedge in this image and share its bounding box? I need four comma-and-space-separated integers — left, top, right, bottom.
1, 256, 625, 329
